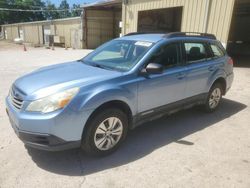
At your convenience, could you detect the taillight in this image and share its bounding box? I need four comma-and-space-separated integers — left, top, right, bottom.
228, 58, 234, 66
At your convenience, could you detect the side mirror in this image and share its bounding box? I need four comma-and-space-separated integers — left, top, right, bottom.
144, 63, 163, 74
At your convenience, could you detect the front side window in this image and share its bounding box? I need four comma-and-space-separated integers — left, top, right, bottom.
184, 42, 208, 63
148, 43, 180, 69
210, 44, 224, 58
83, 40, 153, 72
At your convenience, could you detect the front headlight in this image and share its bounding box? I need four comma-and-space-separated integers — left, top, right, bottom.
26, 87, 79, 113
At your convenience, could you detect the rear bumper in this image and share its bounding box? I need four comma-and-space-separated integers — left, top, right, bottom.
226, 72, 234, 92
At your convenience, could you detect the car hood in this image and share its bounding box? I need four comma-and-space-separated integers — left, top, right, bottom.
14, 61, 122, 97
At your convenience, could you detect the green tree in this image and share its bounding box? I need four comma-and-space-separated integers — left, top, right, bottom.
0, 0, 10, 25
58, 0, 70, 18
0, 0, 82, 25
71, 4, 81, 17
44, 0, 60, 20
0, 0, 46, 24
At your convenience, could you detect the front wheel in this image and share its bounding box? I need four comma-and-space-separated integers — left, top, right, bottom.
82, 108, 128, 157
203, 83, 223, 112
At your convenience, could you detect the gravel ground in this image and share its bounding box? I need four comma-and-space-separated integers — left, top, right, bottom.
0, 41, 250, 188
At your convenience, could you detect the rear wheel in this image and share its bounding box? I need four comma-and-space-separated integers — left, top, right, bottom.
204, 83, 223, 112
82, 108, 128, 156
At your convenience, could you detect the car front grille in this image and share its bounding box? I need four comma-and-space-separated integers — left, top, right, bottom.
10, 87, 24, 110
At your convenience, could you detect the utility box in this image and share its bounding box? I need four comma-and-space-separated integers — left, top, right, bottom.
53, 35, 65, 47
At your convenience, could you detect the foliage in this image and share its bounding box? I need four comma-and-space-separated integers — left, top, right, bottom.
0, 0, 82, 25
58, 0, 70, 18
71, 4, 81, 17
43, 0, 60, 20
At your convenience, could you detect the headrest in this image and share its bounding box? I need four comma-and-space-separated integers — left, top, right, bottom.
189, 47, 201, 56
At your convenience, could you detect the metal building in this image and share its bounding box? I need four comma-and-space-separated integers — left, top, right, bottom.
0, 0, 123, 50
81, 0, 122, 49
1, 0, 249, 63
1, 17, 82, 48
122, 0, 250, 63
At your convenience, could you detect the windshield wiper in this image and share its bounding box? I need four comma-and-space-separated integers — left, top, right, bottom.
78, 59, 115, 71
79, 60, 109, 70
77, 59, 85, 63
92, 63, 111, 70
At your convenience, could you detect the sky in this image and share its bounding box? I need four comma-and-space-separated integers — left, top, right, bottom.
50, 0, 97, 6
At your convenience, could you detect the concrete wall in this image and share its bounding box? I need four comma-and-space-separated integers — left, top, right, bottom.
122, 0, 235, 45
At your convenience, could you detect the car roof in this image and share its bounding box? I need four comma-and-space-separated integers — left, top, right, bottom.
117, 32, 217, 43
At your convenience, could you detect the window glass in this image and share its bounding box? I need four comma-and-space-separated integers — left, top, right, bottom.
210, 44, 224, 58
149, 43, 180, 69
184, 42, 207, 62
83, 40, 153, 72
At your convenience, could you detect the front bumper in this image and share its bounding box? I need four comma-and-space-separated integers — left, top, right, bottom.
5, 96, 93, 151
6, 108, 81, 151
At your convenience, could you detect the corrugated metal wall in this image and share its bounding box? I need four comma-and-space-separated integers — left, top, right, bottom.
114, 10, 122, 37
85, 9, 121, 49
122, 0, 235, 44
4, 26, 19, 40
53, 18, 82, 48
23, 24, 40, 44
207, 0, 235, 44
2, 17, 82, 48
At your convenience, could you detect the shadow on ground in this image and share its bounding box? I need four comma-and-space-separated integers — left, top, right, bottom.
26, 98, 247, 176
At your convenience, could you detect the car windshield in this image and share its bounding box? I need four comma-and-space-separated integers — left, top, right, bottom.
82, 39, 154, 72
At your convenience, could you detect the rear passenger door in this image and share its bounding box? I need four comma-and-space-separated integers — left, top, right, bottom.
182, 41, 217, 98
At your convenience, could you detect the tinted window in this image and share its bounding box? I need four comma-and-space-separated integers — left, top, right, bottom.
210, 44, 224, 58
149, 43, 180, 69
184, 42, 208, 62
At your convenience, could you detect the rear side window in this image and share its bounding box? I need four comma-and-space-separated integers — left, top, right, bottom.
210, 44, 224, 58
184, 42, 208, 63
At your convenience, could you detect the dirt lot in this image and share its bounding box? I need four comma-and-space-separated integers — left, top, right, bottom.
0, 41, 250, 188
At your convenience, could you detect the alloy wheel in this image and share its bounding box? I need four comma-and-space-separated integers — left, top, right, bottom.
209, 88, 221, 109
94, 117, 123, 151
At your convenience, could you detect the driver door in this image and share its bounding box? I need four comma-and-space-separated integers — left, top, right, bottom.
137, 42, 188, 113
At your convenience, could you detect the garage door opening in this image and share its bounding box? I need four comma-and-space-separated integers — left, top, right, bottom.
82, 0, 122, 49
137, 7, 183, 33
227, 0, 250, 67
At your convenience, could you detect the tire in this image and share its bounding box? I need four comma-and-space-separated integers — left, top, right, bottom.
81, 108, 128, 157
203, 83, 223, 112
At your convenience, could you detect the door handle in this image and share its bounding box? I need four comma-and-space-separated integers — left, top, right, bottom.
176, 73, 186, 80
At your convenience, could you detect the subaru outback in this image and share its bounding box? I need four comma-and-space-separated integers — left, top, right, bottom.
6, 32, 234, 156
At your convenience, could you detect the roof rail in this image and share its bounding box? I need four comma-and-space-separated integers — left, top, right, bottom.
124, 32, 158, 36
164, 32, 216, 40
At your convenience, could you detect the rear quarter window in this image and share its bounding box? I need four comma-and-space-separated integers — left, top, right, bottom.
210, 44, 225, 58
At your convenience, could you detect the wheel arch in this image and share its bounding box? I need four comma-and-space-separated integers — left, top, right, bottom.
211, 77, 227, 95
82, 100, 133, 140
